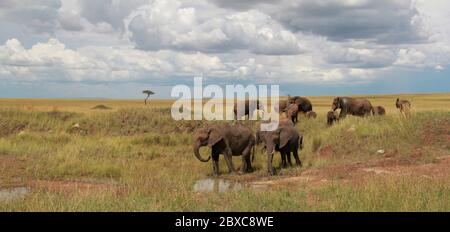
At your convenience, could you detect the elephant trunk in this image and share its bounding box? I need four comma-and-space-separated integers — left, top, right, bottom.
193, 141, 211, 162
266, 143, 275, 156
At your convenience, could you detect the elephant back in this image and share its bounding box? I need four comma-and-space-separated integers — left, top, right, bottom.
292, 96, 313, 113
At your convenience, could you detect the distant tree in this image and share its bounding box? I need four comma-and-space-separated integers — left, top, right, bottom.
142, 90, 155, 105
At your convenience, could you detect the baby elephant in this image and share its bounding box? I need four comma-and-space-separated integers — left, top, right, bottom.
193, 123, 255, 176
372, 106, 386, 116
327, 111, 339, 126
306, 111, 317, 119
396, 98, 411, 118
256, 119, 303, 175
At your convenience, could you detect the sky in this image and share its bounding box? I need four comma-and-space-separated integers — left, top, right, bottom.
0, 0, 449, 99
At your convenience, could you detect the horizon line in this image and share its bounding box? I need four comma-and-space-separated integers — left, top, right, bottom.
0, 91, 449, 101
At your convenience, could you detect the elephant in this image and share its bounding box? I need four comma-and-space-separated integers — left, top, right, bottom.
306, 111, 317, 119
288, 96, 313, 114
286, 102, 299, 124
372, 106, 386, 116
193, 123, 255, 176
331, 97, 373, 118
327, 111, 339, 126
256, 119, 303, 175
396, 98, 411, 118
276, 99, 288, 113
233, 100, 262, 120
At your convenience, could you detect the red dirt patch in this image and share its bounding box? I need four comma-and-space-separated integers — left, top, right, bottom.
379, 155, 450, 180
244, 154, 450, 189
383, 149, 398, 158
0, 155, 28, 187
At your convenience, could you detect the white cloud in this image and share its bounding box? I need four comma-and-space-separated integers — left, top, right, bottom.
125, 0, 303, 55
0, 38, 229, 82
326, 44, 397, 68
435, 65, 444, 70
395, 48, 427, 67
0, 37, 378, 85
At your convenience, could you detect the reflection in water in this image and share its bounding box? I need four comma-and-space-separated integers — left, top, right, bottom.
0, 187, 30, 201
193, 179, 243, 193
193, 179, 268, 193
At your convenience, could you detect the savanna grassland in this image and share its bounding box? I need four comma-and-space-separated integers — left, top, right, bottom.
0, 93, 449, 211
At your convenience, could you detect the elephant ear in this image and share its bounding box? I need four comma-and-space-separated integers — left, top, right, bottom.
279, 127, 292, 149
207, 128, 223, 147
338, 97, 344, 108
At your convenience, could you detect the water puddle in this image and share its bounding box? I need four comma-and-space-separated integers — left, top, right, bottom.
0, 187, 30, 202
193, 179, 268, 193
193, 179, 243, 193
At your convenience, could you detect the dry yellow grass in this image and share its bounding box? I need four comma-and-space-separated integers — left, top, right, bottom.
0, 93, 449, 211
2, 92, 448, 112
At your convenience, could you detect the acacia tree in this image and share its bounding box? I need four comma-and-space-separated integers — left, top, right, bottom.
142, 90, 154, 105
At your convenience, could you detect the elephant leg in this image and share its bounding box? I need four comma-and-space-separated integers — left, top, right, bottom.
212, 152, 220, 176
240, 146, 252, 173
293, 148, 301, 167
400, 108, 405, 118
223, 150, 237, 174
267, 152, 275, 175
240, 156, 247, 174
246, 155, 253, 172
280, 151, 287, 168
404, 107, 411, 118
286, 150, 293, 167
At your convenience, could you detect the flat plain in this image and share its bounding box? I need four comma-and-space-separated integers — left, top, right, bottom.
0, 93, 449, 211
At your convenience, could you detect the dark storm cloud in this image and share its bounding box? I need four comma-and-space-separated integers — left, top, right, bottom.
269, 0, 429, 44
0, 0, 61, 33
58, 12, 84, 31
211, 0, 429, 44
79, 0, 147, 30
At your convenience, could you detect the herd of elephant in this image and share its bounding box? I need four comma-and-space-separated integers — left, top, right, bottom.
193, 96, 412, 176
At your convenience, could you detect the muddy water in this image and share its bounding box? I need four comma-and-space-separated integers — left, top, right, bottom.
193, 179, 243, 193
193, 179, 268, 193
0, 187, 30, 202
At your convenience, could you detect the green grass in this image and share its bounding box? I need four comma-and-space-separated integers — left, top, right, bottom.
0, 94, 449, 211
313, 176, 450, 211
